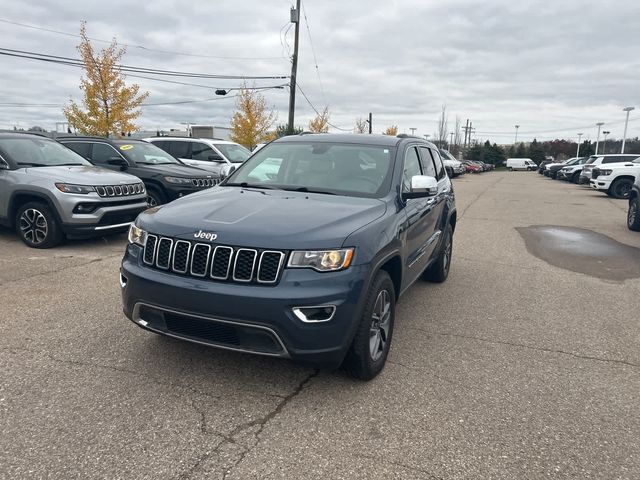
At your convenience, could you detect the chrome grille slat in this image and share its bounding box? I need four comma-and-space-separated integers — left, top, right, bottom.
95, 183, 145, 197
190, 243, 211, 277
233, 249, 257, 282
211, 246, 233, 280
257, 251, 285, 284
143, 234, 158, 265
172, 240, 191, 273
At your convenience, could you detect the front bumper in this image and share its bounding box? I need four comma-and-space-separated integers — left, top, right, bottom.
60, 200, 147, 237
579, 174, 591, 185
120, 245, 368, 367
590, 178, 611, 191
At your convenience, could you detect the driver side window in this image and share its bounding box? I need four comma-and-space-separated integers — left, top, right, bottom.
402, 147, 422, 192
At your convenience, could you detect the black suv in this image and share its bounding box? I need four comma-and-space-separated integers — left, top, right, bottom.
58, 137, 216, 206
121, 134, 456, 380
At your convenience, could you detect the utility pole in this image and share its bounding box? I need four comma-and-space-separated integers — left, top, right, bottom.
367, 112, 372, 134
287, 0, 301, 135
595, 122, 604, 154
463, 118, 470, 150
449, 132, 454, 149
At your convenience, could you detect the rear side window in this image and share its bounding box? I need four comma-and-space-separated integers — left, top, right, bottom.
168, 141, 189, 159
403, 147, 422, 192
151, 140, 169, 152
604, 155, 638, 163
91, 143, 121, 164
63, 142, 91, 160
418, 147, 437, 178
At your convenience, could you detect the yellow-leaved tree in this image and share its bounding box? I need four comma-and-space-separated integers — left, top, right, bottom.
64, 23, 148, 137
230, 86, 277, 149
383, 125, 398, 136
308, 107, 330, 133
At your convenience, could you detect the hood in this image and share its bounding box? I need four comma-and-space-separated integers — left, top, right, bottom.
134, 163, 213, 178
137, 187, 387, 250
593, 161, 640, 170
22, 165, 141, 185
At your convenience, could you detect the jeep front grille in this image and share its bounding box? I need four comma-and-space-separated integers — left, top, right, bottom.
96, 182, 145, 197
191, 178, 217, 188
143, 235, 285, 285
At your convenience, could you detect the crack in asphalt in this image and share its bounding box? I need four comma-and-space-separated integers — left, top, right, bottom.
458, 175, 505, 220
354, 453, 445, 479
0, 254, 120, 286
421, 329, 640, 368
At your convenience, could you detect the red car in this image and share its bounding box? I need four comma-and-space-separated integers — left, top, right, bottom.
462, 161, 482, 173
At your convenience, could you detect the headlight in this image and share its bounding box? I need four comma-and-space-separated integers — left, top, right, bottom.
164, 176, 193, 184
128, 224, 147, 246
599, 169, 612, 176
288, 248, 354, 272
55, 183, 95, 194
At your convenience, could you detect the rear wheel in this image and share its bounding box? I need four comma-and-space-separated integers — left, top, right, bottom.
15, 202, 63, 248
609, 178, 634, 199
628, 196, 640, 231
343, 270, 395, 380
423, 223, 453, 283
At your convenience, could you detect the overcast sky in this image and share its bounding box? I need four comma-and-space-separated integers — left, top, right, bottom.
0, 0, 638, 144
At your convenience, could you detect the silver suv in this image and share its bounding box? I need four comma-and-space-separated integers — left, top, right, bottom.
0, 133, 147, 248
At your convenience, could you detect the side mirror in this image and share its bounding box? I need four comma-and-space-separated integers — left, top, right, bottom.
0, 162, 8, 170
107, 157, 128, 170
403, 175, 438, 199
208, 154, 223, 162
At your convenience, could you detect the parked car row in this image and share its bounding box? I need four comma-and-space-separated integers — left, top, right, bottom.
0, 132, 250, 247
539, 152, 640, 231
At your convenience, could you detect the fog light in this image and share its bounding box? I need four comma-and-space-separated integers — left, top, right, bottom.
292, 305, 336, 323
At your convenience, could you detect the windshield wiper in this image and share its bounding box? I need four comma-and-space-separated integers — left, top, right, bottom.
224, 182, 279, 190
282, 186, 336, 195
17, 162, 48, 167
56, 163, 86, 166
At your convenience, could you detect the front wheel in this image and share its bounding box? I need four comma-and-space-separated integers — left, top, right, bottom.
15, 202, 63, 248
609, 178, 634, 199
343, 270, 395, 380
628, 196, 640, 231
146, 187, 166, 207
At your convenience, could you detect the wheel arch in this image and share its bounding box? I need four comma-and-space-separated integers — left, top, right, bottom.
8, 190, 61, 227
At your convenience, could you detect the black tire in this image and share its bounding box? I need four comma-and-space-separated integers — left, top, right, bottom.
15, 201, 63, 249
146, 187, 167, 207
343, 270, 395, 381
628, 196, 640, 231
423, 223, 453, 283
507, 167, 513, 171
609, 178, 634, 199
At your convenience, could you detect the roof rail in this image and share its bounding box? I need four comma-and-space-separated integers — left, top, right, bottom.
298, 131, 319, 135
396, 133, 423, 139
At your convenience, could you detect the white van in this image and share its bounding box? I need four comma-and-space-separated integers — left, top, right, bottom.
506, 158, 537, 171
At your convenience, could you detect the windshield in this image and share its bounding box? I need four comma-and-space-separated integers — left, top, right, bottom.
0, 138, 91, 167
118, 142, 181, 165
214, 143, 251, 163
224, 142, 395, 198
564, 158, 580, 166
585, 157, 597, 164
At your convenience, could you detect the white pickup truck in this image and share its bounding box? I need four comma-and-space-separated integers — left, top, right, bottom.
590, 157, 640, 199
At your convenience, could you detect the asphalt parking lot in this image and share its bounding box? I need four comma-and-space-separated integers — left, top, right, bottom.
1, 171, 639, 479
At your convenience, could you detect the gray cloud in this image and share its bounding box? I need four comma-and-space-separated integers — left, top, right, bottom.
0, 0, 638, 143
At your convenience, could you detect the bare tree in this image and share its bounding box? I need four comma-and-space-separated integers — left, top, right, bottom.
354, 118, 367, 134
437, 105, 448, 149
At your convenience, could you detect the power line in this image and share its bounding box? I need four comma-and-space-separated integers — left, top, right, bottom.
296, 83, 352, 132
0, 48, 289, 80
0, 17, 286, 61
301, 1, 326, 103
476, 117, 639, 136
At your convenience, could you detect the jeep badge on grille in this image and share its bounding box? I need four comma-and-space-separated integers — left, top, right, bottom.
194, 230, 218, 241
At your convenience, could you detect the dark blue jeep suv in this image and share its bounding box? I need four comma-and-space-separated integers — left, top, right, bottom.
121, 134, 457, 380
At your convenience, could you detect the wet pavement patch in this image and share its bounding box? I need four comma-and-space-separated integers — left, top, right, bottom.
517, 225, 640, 281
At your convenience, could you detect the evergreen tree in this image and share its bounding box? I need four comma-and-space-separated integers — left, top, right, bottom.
515, 142, 527, 157
528, 138, 546, 164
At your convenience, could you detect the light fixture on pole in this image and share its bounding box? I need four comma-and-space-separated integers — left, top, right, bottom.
602, 130, 610, 154
621, 106, 635, 153
449, 132, 454, 148
423, 134, 430, 140
409, 127, 417, 136
595, 122, 604, 154
514, 124, 520, 144
576, 133, 583, 158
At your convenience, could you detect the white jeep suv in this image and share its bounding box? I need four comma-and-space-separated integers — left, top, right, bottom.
590, 156, 640, 199
144, 137, 251, 179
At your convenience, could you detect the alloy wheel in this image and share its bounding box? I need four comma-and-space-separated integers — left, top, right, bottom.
615, 182, 632, 199
146, 195, 158, 208
369, 289, 391, 362
19, 208, 48, 245
629, 201, 639, 228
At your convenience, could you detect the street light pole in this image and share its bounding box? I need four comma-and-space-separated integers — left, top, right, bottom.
595, 122, 604, 154
409, 127, 417, 136
621, 106, 635, 153
602, 130, 610, 154
576, 133, 583, 158
514, 125, 520, 145
449, 132, 454, 149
